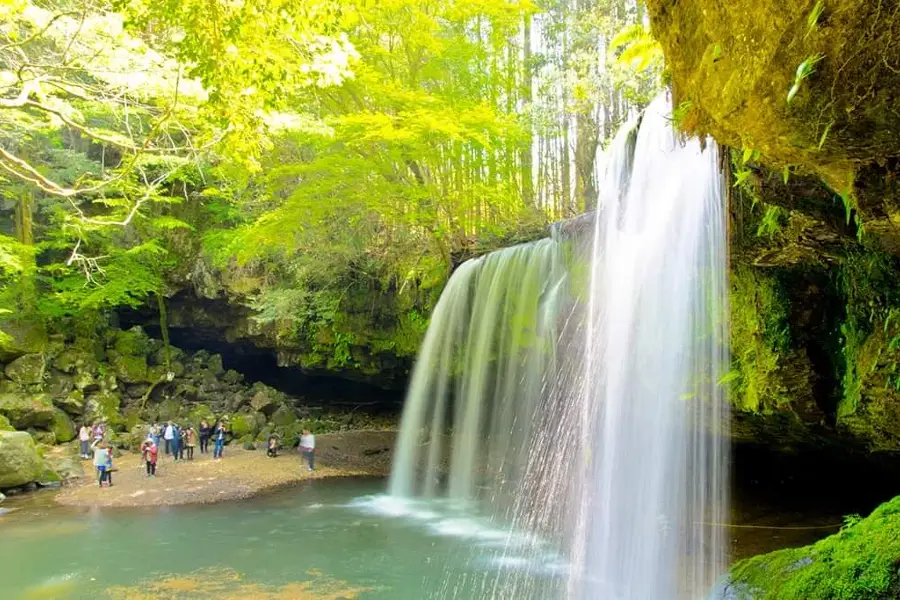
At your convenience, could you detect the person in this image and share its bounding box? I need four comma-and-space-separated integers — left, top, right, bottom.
213, 421, 227, 460
163, 421, 175, 455
182, 427, 195, 460
141, 438, 158, 477
266, 433, 279, 458
299, 430, 315, 472
92, 421, 104, 444
171, 423, 182, 461
78, 423, 92, 459
150, 423, 161, 450
198, 420, 211, 454
92, 440, 113, 487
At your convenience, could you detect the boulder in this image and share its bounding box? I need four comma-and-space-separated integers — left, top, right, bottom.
111, 327, 150, 356
0, 414, 11, 431
156, 398, 184, 421
152, 345, 184, 366
49, 408, 77, 443
85, 390, 125, 430
31, 430, 56, 445
228, 391, 249, 412
46, 370, 74, 396
44, 454, 84, 482
0, 320, 45, 362
249, 384, 283, 416
5, 354, 45, 385
207, 354, 225, 376
0, 393, 55, 428
0, 431, 44, 488
223, 369, 243, 385
187, 404, 215, 426
241, 439, 256, 451
0, 491, 5, 503
271, 405, 298, 427
125, 383, 151, 399
230, 413, 258, 439
110, 353, 149, 384
52, 347, 98, 375
73, 371, 97, 392
54, 389, 85, 417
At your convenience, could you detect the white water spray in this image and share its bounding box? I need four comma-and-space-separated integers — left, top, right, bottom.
387, 93, 729, 599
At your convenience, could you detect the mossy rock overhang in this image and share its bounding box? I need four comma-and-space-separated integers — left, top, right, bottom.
646, 0, 900, 195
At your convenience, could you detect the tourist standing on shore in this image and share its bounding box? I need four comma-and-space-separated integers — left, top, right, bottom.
78, 424, 91, 459
163, 421, 175, 455
150, 423, 161, 449
213, 421, 227, 459
92, 440, 112, 487
198, 420, 211, 454
141, 438, 158, 477
171, 423, 182, 461
299, 430, 315, 472
184, 427, 195, 460
92, 421, 104, 444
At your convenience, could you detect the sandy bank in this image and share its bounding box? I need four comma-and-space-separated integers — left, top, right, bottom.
55, 430, 395, 508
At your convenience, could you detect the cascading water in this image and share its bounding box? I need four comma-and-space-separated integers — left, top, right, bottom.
388, 237, 566, 504
383, 92, 729, 600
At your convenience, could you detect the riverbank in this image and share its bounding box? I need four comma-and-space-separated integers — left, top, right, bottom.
55, 431, 395, 508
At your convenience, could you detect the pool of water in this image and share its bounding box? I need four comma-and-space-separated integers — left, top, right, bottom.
0, 478, 566, 600
0, 475, 868, 600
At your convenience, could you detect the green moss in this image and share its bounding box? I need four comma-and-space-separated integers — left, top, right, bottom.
110, 353, 149, 383
230, 413, 257, 438
729, 267, 790, 411
728, 497, 900, 599
49, 408, 77, 443
0, 414, 12, 431
112, 328, 150, 357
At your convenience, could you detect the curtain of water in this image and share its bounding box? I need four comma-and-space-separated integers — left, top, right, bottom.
388, 93, 729, 600
388, 238, 566, 504
567, 93, 729, 599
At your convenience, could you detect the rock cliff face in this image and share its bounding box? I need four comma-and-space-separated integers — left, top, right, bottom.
643, 0, 900, 454
646, 0, 900, 193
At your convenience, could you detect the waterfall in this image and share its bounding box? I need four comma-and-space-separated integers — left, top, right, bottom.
387, 92, 729, 600
388, 237, 566, 503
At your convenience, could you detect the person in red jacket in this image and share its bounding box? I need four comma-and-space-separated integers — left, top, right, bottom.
141, 438, 159, 477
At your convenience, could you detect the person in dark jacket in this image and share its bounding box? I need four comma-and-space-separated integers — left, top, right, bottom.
171, 423, 182, 461
213, 421, 227, 459
198, 420, 211, 454
266, 433, 279, 458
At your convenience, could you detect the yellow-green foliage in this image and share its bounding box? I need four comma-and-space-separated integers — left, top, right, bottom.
728, 496, 900, 600
730, 267, 789, 411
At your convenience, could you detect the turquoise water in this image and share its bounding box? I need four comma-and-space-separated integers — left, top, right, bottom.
0, 478, 563, 600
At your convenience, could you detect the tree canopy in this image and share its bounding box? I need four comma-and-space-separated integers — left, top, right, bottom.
1, 0, 656, 364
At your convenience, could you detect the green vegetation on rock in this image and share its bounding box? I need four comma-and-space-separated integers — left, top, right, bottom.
0, 430, 45, 489
729, 267, 790, 412
726, 497, 900, 600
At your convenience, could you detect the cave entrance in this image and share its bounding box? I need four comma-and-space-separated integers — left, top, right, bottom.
139, 324, 405, 417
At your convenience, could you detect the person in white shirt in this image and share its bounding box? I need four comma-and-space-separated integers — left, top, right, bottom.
163, 421, 175, 455
78, 424, 91, 459
299, 430, 315, 472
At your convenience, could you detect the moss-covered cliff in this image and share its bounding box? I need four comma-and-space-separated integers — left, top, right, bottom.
643, 0, 900, 453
